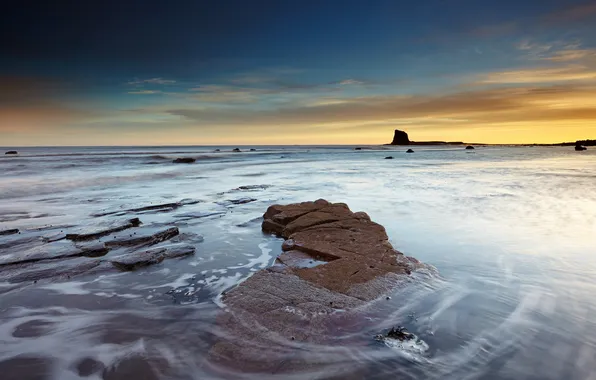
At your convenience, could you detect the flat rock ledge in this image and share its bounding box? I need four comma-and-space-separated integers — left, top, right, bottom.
209, 199, 427, 373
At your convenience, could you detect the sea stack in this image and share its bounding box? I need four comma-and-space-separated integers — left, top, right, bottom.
390, 129, 410, 145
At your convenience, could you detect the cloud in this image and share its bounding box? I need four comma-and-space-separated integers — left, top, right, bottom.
186, 80, 338, 104
333, 79, 365, 86
128, 90, 163, 95
127, 78, 176, 85
478, 65, 596, 84
515, 38, 596, 64
166, 83, 596, 130
188, 85, 276, 103
542, 49, 596, 62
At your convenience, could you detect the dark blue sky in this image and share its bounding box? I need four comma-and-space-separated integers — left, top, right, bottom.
2, 0, 596, 145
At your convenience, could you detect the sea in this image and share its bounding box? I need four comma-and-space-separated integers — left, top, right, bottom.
0, 145, 595, 380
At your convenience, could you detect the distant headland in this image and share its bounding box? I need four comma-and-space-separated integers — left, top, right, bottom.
387, 129, 595, 149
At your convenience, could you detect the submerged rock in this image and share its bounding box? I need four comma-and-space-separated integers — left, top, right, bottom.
220, 197, 257, 206
4, 151, 18, 155
173, 157, 196, 164
0, 242, 196, 283
93, 202, 182, 217
42, 232, 67, 243
0, 258, 107, 283
234, 185, 271, 191
173, 211, 226, 220
210, 200, 427, 372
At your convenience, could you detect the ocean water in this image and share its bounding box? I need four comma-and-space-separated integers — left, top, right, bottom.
0, 145, 595, 379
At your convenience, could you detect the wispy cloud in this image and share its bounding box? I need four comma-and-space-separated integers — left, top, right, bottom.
515, 38, 596, 64
127, 78, 176, 85
331, 79, 366, 86
128, 90, 163, 95
188, 85, 276, 103
543, 49, 596, 62
479, 65, 596, 84
166, 83, 596, 130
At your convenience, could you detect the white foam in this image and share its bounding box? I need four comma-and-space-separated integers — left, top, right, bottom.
226, 241, 273, 270
382, 336, 430, 361
94, 292, 140, 299
158, 273, 196, 289
41, 281, 90, 295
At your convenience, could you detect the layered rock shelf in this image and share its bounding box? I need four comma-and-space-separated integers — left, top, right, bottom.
209, 199, 427, 372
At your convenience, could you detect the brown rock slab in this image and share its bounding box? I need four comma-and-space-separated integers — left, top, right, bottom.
209, 199, 428, 373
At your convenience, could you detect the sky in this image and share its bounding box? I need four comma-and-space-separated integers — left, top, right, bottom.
2, 0, 596, 146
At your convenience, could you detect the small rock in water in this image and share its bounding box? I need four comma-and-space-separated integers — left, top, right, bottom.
0, 229, 19, 236
235, 185, 271, 191
173, 157, 196, 164
406, 149, 414, 153
465, 145, 475, 150
233, 148, 241, 152
385, 156, 394, 159
386, 326, 414, 341
386, 296, 391, 300
5, 150, 18, 155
